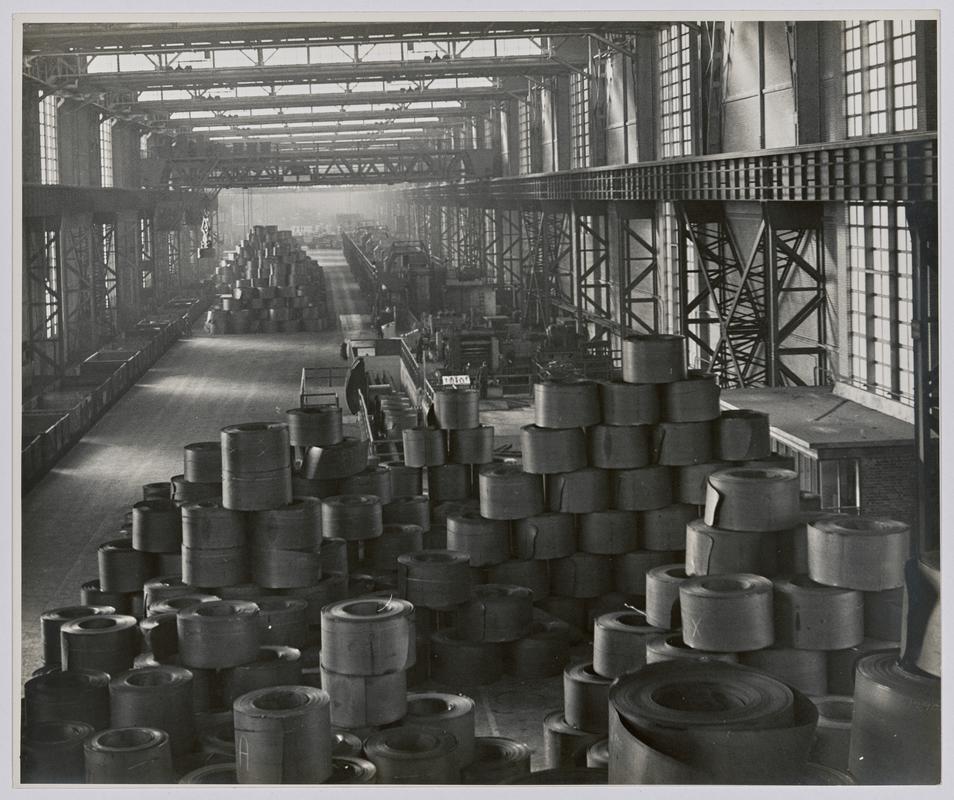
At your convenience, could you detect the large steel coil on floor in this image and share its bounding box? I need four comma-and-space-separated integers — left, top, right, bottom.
177, 600, 262, 669
534, 379, 600, 429
181, 502, 247, 549
24, 669, 110, 731
138, 612, 179, 661
848, 650, 940, 784
645, 563, 690, 629
430, 629, 503, 687
550, 552, 612, 599
180, 763, 238, 784
613, 550, 679, 596
433, 387, 480, 430
462, 736, 531, 784
321, 495, 383, 541
109, 665, 194, 757
220, 422, 292, 511
21, 720, 93, 783
456, 584, 532, 642
320, 597, 415, 675
365, 725, 459, 784
674, 461, 732, 505
402, 427, 446, 467
738, 647, 828, 696
577, 510, 639, 554
41, 606, 114, 667
608, 661, 817, 784
679, 574, 774, 652
826, 637, 900, 696
426, 463, 470, 504
546, 467, 609, 514
170, 474, 222, 506
290, 472, 339, 499
638, 504, 695, 551
363, 523, 424, 572
142, 482, 171, 501
503, 620, 571, 678
233, 685, 332, 784
622, 334, 687, 384
397, 550, 472, 609
520, 425, 586, 474
320, 668, 407, 728
900, 550, 940, 677
184, 544, 249, 588
285, 406, 343, 447
446, 511, 510, 567
98, 538, 156, 593
326, 756, 377, 784
60, 614, 139, 676
659, 372, 721, 422
382, 494, 431, 530
685, 518, 779, 577
302, 437, 367, 481
593, 611, 660, 678
448, 425, 494, 464
148, 593, 219, 617
486, 558, 550, 601
704, 467, 800, 532
598, 380, 660, 425
381, 461, 423, 496
542, 710, 604, 769
405, 692, 476, 768
564, 661, 613, 733
253, 596, 310, 648
652, 421, 713, 465
610, 465, 673, 510
479, 464, 544, 520
714, 410, 771, 461
808, 695, 853, 772
251, 497, 322, 550
281, 574, 348, 626
588, 424, 651, 469
222, 646, 302, 704
772, 575, 864, 650
84, 727, 174, 783
183, 441, 223, 484
806, 515, 910, 591
340, 465, 392, 504
512, 512, 576, 559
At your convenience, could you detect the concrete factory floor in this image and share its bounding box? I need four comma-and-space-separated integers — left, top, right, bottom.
19, 248, 564, 770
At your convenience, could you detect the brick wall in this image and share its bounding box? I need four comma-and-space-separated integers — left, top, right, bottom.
859, 449, 917, 525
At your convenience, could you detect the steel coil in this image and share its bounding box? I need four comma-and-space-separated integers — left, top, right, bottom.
610, 465, 672, 510
586, 739, 609, 769
564, 661, 613, 733
363, 523, 424, 572
900, 550, 940, 677
397, 550, 472, 609
382, 495, 431, 531
222, 645, 302, 703
446, 511, 510, 567
321, 668, 407, 728
147, 593, 219, 617
302, 437, 367, 480
253, 596, 310, 648
578, 510, 639, 554
177, 600, 262, 669
252, 540, 323, 589
109, 665, 194, 757
365, 725, 459, 784
402, 427, 446, 468
138, 612, 178, 660
608, 661, 818, 784
250, 496, 322, 549
546, 467, 609, 513
622, 334, 686, 384
542, 710, 603, 769
321, 495, 383, 542
659, 372, 720, 422
340, 465, 392, 504
84, 727, 174, 783
141, 576, 191, 610
222, 468, 292, 511
448, 426, 494, 465
674, 461, 732, 505
714, 410, 771, 461
281, 574, 348, 626
382, 462, 423, 496
550, 552, 611, 599
170, 475, 222, 506
503, 620, 571, 678
286, 406, 343, 447
405, 692, 475, 768
849, 650, 940, 784
739, 646, 828, 695
183, 545, 248, 588
704, 467, 800, 532
486, 559, 550, 601
598, 380, 660, 425
332, 730, 364, 757
233, 685, 332, 784
97, 539, 156, 594
638, 504, 695, 551
645, 563, 689, 629
221, 422, 290, 475
434, 387, 480, 430
588, 424, 651, 469
512, 512, 576, 560
319, 537, 349, 575
180, 763, 237, 784
60, 614, 139, 677
24, 668, 110, 731
685, 518, 779, 577
462, 736, 531, 784
534, 378, 600, 429
41, 606, 114, 667
680, 574, 774, 652
21, 720, 92, 783
430, 628, 503, 687
807, 515, 910, 591
593, 611, 660, 678
326, 756, 377, 784
456, 584, 532, 642
536, 595, 588, 632
520, 425, 586, 475
773, 575, 864, 650
613, 550, 679, 596
181, 501, 247, 550
808, 695, 853, 771
426, 463, 470, 504
652, 421, 713, 466
320, 597, 415, 675
479, 464, 544, 520
142, 482, 171, 501
291, 472, 339, 498
826, 637, 900, 696
182, 441, 223, 484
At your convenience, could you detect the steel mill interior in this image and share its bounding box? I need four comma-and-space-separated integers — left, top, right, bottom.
16, 14, 942, 789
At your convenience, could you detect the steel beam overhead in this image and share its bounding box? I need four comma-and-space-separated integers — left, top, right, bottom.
168, 106, 488, 130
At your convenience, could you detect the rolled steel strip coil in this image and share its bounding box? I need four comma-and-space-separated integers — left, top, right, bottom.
534, 378, 601, 429
183, 441, 222, 484
285, 406, 343, 447
138, 612, 178, 661
587, 423, 651, 470
610, 465, 673, 511
863, 586, 904, 643
486, 559, 550, 601
433, 387, 480, 430
593, 611, 661, 678
253, 596, 311, 648
714, 409, 772, 461
142, 576, 191, 610
365, 725, 459, 784
181, 501, 247, 550
520, 425, 587, 475
426, 463, 471, 504
512, 512, 576, 560
613, 550, 680, 596
233, 685, 333, 784
302, 437, 368, 480
807, 515, 910, 591
738, 647, 828, 696
578, 510, 639, 555
222, 645, 302, 704
679, 574, 775, 652
446, 511, 510, 567
320, 668, 408, 728
170, 475, 222, 506
319, 536, 349, 574
461, 736, 531, 784
608, 661, 818, 784
564, 661, 613, 733
848, 650, 940, 784
340, 465, 393, 504
397, 550, 472, 609
546, 467, 609, 514
363, 523, 424, 572
222, 468, 292, 511
744, 452, 796, 470
900, 550, 940, 677
381, 462, 423, 497
782, 510, 837, 575
402, 427, 446, 468
41, 606, 114, 667
674, 461, 732, 505
180, 763, 238, 784
60, 614, 139, 677
550, 552, 612, 599
177, 600, 262, 669
108, 665, 194, 757
141, 482, 171, 501
405, 692, 476, 768
621, 334, 687, 384
84, 727, 174, 784
645, 632, 740, 665
659, 371, 721, 422
430, 629, 503, 687
808, 694, 853, 772
503, 620, 571, 678
320, 597, 415, 675
542, 710, 604, 769
597, 380, 660, 426
21, 720, 92, 783
685, 517, 779, 577
184, 545, 249, 588
291, 472, 340, 499
282, 574, 349, 626
645, 563, 690, 629
456, 584, 533, 643
638, 504, 695, 551
147, 593, 219, 617
773, 575, 864, 650
321, 495, 383, 542
250, 496, 322, 550
479, 464, 544, 520
704, 467, 800, 532
130, 500, 181, 554
586, 591, 643, 628
332, 730, 364, 757
448, 426, 494, 465
382, 495, 431, 531
586, 739, 609, 769
651, 421, 713, 466
24, 668, 110, 731
825, 636, 900, 696
348, 573, 377, 596
220, 422, 290, 475
326, 756, 377, 784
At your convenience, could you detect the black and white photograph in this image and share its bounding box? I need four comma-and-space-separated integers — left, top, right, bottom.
9, 2, 945, 791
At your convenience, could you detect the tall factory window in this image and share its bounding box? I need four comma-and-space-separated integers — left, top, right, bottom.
844, 20, 918, 138
38, 93, 59, 184
518, 97, 533, 174
570, 72, 590, 168
140, 134, 150, 159
100, 117, 114, 188
659, 23, 693, 158
847, 203, 914, 405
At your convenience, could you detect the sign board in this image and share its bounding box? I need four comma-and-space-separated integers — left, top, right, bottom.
442, 374, 472, 387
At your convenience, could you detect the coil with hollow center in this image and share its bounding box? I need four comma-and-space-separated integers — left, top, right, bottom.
60, 614, 139, 677
704, 467, 801, 532
177, 600, 262, 669
679, 574, 775, 652
109, 665, 195, 757
433, 387, 480, 430
593, 611, 661, 678
285, 406, 343, 447
364, 725, 459, 784
622, 334, 687, 384
302, 437, 367, 481
397, 550, 472, 609
320, 597, 415, 675
405, 692, 476, 768
183, 441, 223, 484
807, 515, 910, 591
446, 511, 510, 567
21, 720, 92, 783
461, 736, 531, 784
84, 727, 174, 784
479, 464, 544, 520
321, 495, 383, 542
773, 575, 864, 650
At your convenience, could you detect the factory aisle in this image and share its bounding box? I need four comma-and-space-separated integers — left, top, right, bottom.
310, 246, 374, 337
